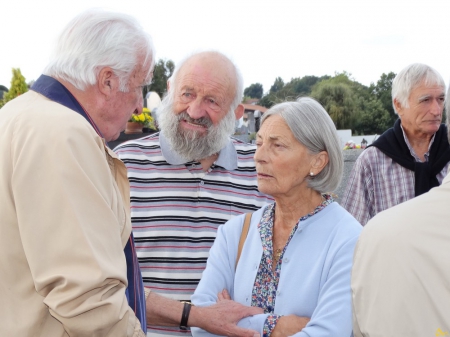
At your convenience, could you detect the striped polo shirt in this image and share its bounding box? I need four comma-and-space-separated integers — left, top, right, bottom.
115, 132, 273, 337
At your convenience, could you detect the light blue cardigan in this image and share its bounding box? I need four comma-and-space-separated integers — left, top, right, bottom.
191, 202, 361, 337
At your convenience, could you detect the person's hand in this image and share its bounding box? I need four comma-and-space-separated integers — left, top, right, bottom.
270, 315, 310, 337
191, 290, 264, 337
217, 288, 232, 301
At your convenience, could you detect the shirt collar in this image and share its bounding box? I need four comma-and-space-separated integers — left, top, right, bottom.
159, 131, 238, 170
31, 74, 106, 142
400, 123, 435, 163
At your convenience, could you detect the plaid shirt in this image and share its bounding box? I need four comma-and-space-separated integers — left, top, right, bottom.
341, 128, 450, 226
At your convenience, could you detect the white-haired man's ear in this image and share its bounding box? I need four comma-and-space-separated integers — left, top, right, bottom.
234, 104, 244, 120
98, 67, 119, 100
393, 98, 403, 117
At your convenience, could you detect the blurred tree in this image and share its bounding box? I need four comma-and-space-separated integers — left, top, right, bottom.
258, 93, 277, 108
256, 71, 396, 135
353, 98, 391, 135
147, 59, 175, 99
259, 75, 330, 108
269, 77, 284, 93
0, 68, 28, 108
244, 83, 263, 99
291, 75, 326, 96
369, 72, 396, 125
311, 73, 360, 130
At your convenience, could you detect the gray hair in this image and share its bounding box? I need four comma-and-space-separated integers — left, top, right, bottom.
392, 63, 445, 114
44, 8, 155, 92
167, 50, 244, 113
260, 97, 343, 193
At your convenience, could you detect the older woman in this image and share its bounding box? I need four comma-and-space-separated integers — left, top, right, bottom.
191, 98, 362, 337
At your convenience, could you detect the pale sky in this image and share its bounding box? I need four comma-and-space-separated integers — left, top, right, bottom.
1, 0, 450, 94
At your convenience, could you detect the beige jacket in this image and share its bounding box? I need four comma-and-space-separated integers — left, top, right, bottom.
0, 91, 144, 336
352, 171, 450, 336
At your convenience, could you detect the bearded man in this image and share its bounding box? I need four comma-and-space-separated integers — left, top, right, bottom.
115, 51, 272, 337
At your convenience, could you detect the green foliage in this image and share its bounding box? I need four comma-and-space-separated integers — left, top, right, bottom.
369, 72, 397, 125
242, 95, 252, 103
259, 75, 330, 109
148, 59, 175, 98
0, 68, 28, 108
257, 71, 395, 135
244, 83, 263, 99
270, 77, 284, 94
353, 98, 391, 135
310, 73, 360, 130
258, 94, 277, 108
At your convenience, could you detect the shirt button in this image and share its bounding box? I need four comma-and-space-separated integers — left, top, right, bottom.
283, 258, 289, 263
276, 291, 280, 296
200, 181, 204, 185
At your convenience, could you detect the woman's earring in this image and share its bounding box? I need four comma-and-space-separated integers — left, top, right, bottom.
310, 172, 314, 177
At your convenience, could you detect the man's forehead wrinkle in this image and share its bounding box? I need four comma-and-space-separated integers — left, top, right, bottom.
175, 68, 234, 106
178, 73, 230, 95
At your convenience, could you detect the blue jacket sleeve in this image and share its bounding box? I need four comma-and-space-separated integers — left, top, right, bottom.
191, 216, 269, 337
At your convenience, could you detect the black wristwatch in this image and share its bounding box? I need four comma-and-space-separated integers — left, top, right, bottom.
180, 301, 192, 330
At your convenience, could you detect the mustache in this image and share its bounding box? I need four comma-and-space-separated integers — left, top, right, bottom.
177, 111, 212, 128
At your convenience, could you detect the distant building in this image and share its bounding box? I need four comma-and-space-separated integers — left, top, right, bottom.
234, 103, 267, 143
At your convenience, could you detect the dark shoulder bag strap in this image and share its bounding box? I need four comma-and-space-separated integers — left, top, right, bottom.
235, 213, 252, 269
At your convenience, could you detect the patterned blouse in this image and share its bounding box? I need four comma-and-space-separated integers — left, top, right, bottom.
251, 194, 333, 337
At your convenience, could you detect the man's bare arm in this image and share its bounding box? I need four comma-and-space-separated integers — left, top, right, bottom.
146, 291, 263, 337
218, 290, 310, 337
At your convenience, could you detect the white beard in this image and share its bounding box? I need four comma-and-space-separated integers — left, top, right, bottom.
157, 93, 236, 161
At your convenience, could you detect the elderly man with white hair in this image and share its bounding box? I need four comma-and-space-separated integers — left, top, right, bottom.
0, 8, 154, 336
115, 51, 273, 337
351, 84, 450, 336
342, 63, 450, 225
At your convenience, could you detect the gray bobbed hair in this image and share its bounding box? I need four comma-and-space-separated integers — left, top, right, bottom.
44, 8, 155, 92
260, 97, 343, 193
392, 63, 445, 114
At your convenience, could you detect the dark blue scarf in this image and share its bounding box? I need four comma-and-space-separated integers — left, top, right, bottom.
371, 119, 450, 197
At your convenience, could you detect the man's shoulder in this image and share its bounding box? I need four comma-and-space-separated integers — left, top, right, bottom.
364, 183, 445, 236
113, 132, 161, 154
3, 90, 84, 123
2, 91, 97, 139
352, 146, 394, 174
230, 137, 257, 153
229, 137, 257, 166
357, 146, 386, 162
